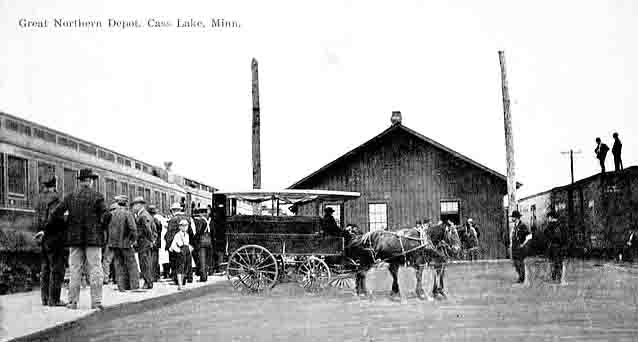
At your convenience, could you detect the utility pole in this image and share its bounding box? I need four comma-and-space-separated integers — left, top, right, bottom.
498, 51, 517, 259
560, 149, 582, 184
251, 58, 262, 215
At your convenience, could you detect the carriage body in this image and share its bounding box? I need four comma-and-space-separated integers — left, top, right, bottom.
217, 190, 359, 292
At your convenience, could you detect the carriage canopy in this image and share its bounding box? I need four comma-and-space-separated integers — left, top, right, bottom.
216, 189, 360, 205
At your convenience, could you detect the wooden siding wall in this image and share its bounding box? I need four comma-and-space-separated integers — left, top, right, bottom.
295, 130, 508, 258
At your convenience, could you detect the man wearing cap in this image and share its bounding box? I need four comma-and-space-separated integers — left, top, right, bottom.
166, 203, 193, 284
510, 210, 532, 284
131, 197, 156, 289
33, 177, 67, 307
545, 210, 567, 284
52, 168, 107, 310
147, 205, 163, 282
103, 196, 139, 291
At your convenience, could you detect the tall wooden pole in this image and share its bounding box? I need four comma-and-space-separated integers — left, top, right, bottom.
251, 58, 261, 190
251, 58, 262, 215
498, 51, 517, 259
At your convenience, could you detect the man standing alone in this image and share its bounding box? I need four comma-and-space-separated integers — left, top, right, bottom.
131, 197, 156, 289
545, 210, 567, 285
612, 132, 623, 172
510, 210, 531, 285
595, 137, 610, 174
34, 177, 66, 307
53, 168, 106, 310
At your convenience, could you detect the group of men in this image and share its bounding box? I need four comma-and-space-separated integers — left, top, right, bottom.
509, 209, 567, 285
595, 132, 623, 174
34, 167, 221, 311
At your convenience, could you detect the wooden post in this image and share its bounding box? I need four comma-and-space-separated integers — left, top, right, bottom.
252, 58, 261, 190
498, 51, 517, 259
251, 58, 261, 215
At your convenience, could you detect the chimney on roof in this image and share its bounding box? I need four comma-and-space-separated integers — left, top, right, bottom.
391, 111, 402, 125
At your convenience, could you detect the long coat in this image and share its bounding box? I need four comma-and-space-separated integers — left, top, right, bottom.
53, 186, 107, 247
105, 207, 137, 249
35, 191, 66, 250
134, 208, 156, 252
511, 222, 530, 259
193, 216, 212, 248
545, 221, 567, 259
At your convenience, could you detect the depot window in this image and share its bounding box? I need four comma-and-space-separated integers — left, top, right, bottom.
440, 200, 460, 225
368, 203, 387, 232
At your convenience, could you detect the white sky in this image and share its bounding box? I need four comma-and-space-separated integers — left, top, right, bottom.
1, 1, 636, 198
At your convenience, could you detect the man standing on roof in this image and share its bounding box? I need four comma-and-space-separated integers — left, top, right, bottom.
612, 132, 623, 172
595, 137, 610, 174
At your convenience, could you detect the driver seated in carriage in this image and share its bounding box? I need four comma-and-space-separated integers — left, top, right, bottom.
321, 207, 350, 240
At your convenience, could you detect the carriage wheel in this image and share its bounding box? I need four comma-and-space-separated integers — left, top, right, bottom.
227, 245, 279, 292
297, 256, 331, 293
328, 274, 356, 289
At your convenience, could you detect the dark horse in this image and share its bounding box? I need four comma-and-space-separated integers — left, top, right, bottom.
345, 223, 461, 300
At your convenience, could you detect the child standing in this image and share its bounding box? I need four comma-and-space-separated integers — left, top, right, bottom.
169, 219, 193, 290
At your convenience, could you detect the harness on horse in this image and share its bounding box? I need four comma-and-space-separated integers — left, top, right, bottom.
359, 227, 436, 267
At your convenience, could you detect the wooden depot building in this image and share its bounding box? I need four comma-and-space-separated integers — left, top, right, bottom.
289, 111, 515, 258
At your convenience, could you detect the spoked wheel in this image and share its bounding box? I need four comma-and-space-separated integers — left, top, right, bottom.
328, 274, 356, 289
227, 245, 279, 292
296, 256, 331, 293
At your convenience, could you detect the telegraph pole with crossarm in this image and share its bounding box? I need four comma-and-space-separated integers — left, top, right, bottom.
560, 149, 582, 184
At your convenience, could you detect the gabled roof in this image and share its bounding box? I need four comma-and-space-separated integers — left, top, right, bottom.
289, 123, 521, 189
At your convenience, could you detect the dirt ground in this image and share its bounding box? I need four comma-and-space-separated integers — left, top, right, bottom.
51, 260, 638, 342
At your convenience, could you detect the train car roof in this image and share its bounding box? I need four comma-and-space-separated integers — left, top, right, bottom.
215, 189, 361, 204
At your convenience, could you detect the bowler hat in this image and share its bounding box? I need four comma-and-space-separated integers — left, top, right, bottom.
170, 203, 182, 210
131, 196, 146, 205
78, 168, 98, 180
43, 177, 57, 188
547, 210, 558, 219
510, 210, 522, 218
147, 205, 158, 214
324, 207, 335, 213
114, 195, 128, 204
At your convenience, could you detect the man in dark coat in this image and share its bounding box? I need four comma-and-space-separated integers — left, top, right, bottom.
545, 210, 567, 284
612, 132, 623, 172
147, 205, 162, 282
192, 209, 212, 282
625, 225, 638, 262
510, 210, 531, 284
595, 137, 610, 174
34, 177, 67, 307
322, 207, 348, 239
104, 197, 139, 291
52, 168, 107, 310
131, 197, 156, 289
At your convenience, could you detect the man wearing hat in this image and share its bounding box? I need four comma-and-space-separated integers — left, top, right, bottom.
104, 196, 139, 291
147, 205, 163, 282
545, 210, 567, 284
131, 196, 156, 289
166, 203, 194, 284
321, 207, 348, 239
52, 168, 107, 310
33, 177, 67, 307
510, 210, 532, 284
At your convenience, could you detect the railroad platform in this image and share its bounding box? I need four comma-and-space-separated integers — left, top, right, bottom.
0, 276, 227, 342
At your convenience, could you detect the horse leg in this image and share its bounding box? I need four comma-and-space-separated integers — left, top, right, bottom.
414, 265, 430, 301
432, 264, 447, 299
388, 262, 400, 299
355, 271, 367, 296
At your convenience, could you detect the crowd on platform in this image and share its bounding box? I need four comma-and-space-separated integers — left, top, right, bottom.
34, 168, 223, 310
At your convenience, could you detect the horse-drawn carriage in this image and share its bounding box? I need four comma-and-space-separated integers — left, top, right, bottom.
216, 189, 361, 292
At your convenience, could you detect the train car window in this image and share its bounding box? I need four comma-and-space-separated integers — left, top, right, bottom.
0, 154, 4, 206
161, 193, 167, 213
124, 160, 131, 167
33, 128, 56, 143
144, 188, 151, 203
137, 186, 144, 198
170, 195, 175, 207
7, 155, 27, 197
37, 162, 56, 192
142, 165, 149, 173
154, 191, 160, 206
58, 136, 78, 150
79, 144, 97, 156
98, 150, 115, 162
135, 163, 141, 170
117, 156, 125, 165
120, 182, 128, 198
105, 178, 117, 203
63, 168, 77, 196
91, 175, 99, 192
129, 185, 136, 204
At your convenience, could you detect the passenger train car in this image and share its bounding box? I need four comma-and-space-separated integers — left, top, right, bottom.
0, 111, 216, 238
518, 167, 638, 258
